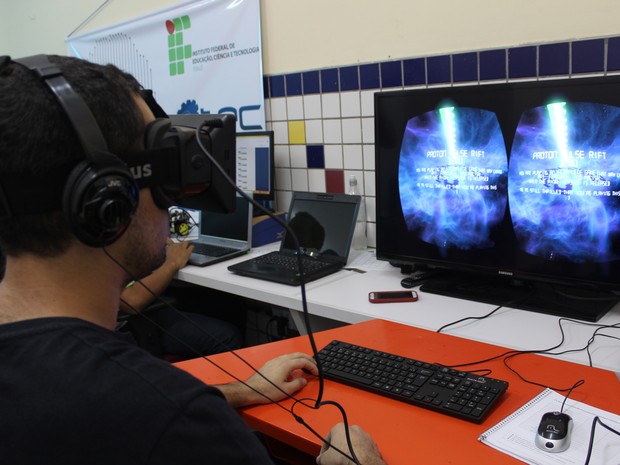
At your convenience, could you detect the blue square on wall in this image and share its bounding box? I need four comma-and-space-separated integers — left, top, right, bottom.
321, 68, 339, 93
403, 58, 425, 86
306, 145, 325, 169
302, 70, 321, 94
452, 52, 478, 83
427, 55, 451, 84
572, 39, 604, 74
539, 42, 569, 77
480, 49, 506, 81
285, 73, 302, 96
340, 65, 360, 91
508, 46, 537, 79
360, 63, 380, 90
381, 61, 403, 88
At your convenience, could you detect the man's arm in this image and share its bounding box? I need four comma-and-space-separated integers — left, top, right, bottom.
214, 352, 318, 408
317, 423, 387, 465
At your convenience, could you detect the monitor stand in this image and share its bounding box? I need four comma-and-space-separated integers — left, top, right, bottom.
419, 271, 619, 322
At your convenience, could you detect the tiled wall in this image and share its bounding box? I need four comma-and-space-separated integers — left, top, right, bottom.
263, 36, 620, 248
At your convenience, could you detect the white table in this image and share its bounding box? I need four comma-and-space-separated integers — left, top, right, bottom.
176, 244, 620, 373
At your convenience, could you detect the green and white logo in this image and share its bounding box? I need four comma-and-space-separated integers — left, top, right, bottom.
165, 15, 192, 76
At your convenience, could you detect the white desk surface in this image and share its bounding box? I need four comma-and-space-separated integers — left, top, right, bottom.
176, 244, 620, 373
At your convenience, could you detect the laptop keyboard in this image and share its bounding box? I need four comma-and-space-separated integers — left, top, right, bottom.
254, 252, 331, 273
191, 242, 237, 257
316, 340, 509, 423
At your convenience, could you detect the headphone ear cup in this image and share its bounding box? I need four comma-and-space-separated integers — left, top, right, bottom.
63, 160, 139, 247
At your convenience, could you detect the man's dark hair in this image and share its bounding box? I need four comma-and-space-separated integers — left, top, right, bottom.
0, 55, 145, 257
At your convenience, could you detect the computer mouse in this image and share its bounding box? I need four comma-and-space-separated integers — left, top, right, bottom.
535, 411, 572, 453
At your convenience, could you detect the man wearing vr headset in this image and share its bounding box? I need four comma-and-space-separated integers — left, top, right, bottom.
0, 55, 386, 465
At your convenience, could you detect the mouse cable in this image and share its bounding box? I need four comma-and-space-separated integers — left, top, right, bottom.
559, 380, 585, 413
584, 416, 620, 465
435, 288, 536, 334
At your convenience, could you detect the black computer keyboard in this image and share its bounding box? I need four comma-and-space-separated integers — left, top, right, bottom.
316, 340, 509, 423
255, 252, 329, 273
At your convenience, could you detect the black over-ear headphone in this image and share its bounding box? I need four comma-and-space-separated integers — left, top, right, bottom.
0, 55, 238, 247
12, 55, 139, 248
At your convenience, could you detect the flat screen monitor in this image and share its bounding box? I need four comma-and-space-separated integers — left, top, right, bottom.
375, 77, 620, 321
235, 131, 275, 204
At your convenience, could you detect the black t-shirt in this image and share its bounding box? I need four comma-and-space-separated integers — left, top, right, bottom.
0, 317, 275, 464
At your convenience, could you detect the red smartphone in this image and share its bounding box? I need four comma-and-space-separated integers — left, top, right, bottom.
368, 290, 419, 303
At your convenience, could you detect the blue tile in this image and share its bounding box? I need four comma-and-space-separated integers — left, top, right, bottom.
340, 65, 360, 91
427, 55, 451, 84
609, 37, 620, 72
508, 46, 537, 79
302, 70, 320, 94
480, 49, 506, 81
306, 145, 325, 169
539, 42, 569, 77
360, 63, 380, 90
572, 39, 605, 74
263, 75, 270, 99
381, 60, 403, 88
403, 58, 426, 86
269, 75, 285, 98
452, 52, 478, 83
321, 68, 339, 93
285, 73, 302, 96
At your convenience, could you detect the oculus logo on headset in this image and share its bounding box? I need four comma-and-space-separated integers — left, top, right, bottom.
130, 163, 153, 180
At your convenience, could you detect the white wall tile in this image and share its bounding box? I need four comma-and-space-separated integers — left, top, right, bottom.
286, 95, 304, 120
290, 145, 307, 168
323, 119, 342, 143
343, 145, 364, 170
361, 90, 376, 117
342, 118, 362, 144
305, 119, 324, 144
321, 93, 341, 118
270, 97, 288, 121
363, 144, 375, 170
324, 144, 343, 169
272, 121, 289, 145
275, 167, 292, 191
340, 91, 361, 118
308, 169, 327, 192
291, 168, 309, 191
361, 117, 375, 144
364, 170, 376, 197
303, 94, 322, 119
274, 144, 290, 168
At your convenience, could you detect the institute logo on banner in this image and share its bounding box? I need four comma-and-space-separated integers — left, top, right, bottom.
166, 15, 192, 76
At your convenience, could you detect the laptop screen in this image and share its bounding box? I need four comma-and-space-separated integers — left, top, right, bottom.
281, 193, 360, 259
200, 195, 251, 241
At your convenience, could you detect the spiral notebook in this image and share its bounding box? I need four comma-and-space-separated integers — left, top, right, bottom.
479, 388, 620, 465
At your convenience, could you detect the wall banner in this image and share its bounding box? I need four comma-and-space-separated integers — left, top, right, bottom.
67, 0, 264, 131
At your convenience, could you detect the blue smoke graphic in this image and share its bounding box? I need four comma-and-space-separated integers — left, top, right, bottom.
398, 107, 507, 252
509, 102, 620, 263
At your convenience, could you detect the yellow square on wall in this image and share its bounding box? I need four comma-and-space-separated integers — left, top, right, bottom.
288, 120, 306, 145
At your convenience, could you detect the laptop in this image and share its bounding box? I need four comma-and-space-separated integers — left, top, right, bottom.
186, 193, 253, 266
227, 192, 360, 285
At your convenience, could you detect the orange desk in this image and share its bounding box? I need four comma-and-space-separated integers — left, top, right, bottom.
175, 319, 620, 464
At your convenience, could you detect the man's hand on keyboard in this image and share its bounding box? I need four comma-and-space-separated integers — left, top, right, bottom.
317, 423, 387, 465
